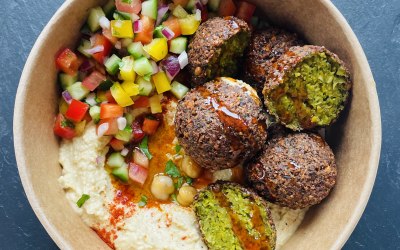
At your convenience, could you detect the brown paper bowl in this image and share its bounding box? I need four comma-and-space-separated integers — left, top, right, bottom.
14, 0, 381, 249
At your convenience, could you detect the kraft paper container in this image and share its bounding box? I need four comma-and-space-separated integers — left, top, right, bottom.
14, 0, 381, 249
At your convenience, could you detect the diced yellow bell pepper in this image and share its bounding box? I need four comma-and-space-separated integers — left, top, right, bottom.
111, 20, 134, 38
143, 38, 168, 62
120, 56, 136, 81
121, 81, 140, 96
75, 120, 87, 136
96, 90, 108, 102
110, 82, 134, 107
178, 14, 201, 35
152, 71, 171, 94
149, 94, 163, 114
59, 98, 69, 115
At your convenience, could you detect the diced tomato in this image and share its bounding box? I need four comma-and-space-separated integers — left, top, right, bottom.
102, 28, 119, 45
235, 1, 256, 23
142, 117, 160, 135
105, 90, 117, 104
55, 48, 81, 75
53, 113, 76, 139
97, 118, 119, 135
133, 96, 150, 108
110, 138, 125, 151
131, 121, 145, 142
218, 0, 236, 16
116, 0, 142, 14
172, 0, 189, 7
91, 34, 113, 64
134, 16, 155, 44
100, 103, 124, 119
128, 162, 148, 186
162, 17, 182, 39
65, 99, 89, 122
82, 71, 107, 91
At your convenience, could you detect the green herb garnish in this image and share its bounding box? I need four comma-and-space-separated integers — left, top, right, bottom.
122, 0, 133, 3
175, 177, 184, 189
171, 193, 178, 203
138, 195, 148, 207
165, 160, 181, 178
175, 145, 182, 153
76, 194, 90, 208
186, 177, 193, 185
139, 136, 153, 159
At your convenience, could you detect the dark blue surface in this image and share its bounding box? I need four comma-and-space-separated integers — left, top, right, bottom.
0, 0, 399, 249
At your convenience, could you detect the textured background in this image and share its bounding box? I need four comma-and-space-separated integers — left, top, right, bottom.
1, 0, 399, 249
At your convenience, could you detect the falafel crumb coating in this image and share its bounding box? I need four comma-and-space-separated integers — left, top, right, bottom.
193, 181, 276, 250
188, 16, 251, 86
264, 45, 352, 131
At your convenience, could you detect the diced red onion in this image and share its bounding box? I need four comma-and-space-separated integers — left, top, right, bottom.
133, 20, 143, 33
134, 148, 149, 168
99, 16, 111, 29
156, 5, 169, 26
117, 117, 127, 130
195, 1, 204, 10
85, 93, 97, 106
161, 27, 175, 40
128, 162, 148, 186
115, 41, 122, 50
131, 13, 140, 22
79, 60, 95, 73
84, 45, 104, 55
121, 148, 129, 157
62, 90, 72, 104
96, 156, 105, 167
150, 60, 159, 75
160, 56, 180, 78
178, 51, 188, 69
195, 9, 202, 21
97, 123, 109, 137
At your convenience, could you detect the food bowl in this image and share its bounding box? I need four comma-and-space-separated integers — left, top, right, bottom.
14, 0, 381, 249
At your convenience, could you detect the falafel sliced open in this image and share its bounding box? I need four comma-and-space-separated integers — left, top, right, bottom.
188, 16, 251, 86
193, 181, 276, 250
263, 45, 352, 131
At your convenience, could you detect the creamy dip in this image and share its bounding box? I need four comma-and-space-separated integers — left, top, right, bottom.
58, 101, 306, 249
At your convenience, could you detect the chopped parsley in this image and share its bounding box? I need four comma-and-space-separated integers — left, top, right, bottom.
171, 193, 178, 203
139, 136, 153, 160
122, 0, 133, 3
76, 194, 90, 208
175, 145, 182, 153
138, 195, 148, 207
186, 177, 194, 185
175, 177, 184, 189
165, 160, 181, 178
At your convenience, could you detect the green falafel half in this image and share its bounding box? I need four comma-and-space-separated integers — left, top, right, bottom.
263, 45, 352, 131
193, 181, 276, 250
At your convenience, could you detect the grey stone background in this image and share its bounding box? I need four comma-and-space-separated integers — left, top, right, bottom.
0, 0, 399, 249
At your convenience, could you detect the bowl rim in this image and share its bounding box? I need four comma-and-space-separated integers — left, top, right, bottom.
13, 0, 382, 249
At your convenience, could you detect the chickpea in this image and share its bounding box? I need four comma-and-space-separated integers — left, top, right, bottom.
151, 175, 175, 200
177, 184, 197, 207
181, 155, 202, 178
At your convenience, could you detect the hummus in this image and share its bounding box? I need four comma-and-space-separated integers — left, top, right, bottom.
58, 102, 306, 249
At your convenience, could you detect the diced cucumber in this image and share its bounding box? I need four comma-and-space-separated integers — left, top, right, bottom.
89, 105, 101, 123
121, 38, 133, 47
67, 82, 90, 100
127, 42, 145, 59
141, 0, 158, 20
107, 152, 125, 168
105, 54, 122, 75
112, 165, 129, 182
97, 79, 114, 91
132, 57, 153, 76
153, 25, 165, 38
186, 0, 197, 11
115, 127, 133, 142
59, 73, 78, 90
208, 0, 221, 11
114, 10, 131, 20
113, 12, 125, 20
169, 37, 187, 54
125, 113, 134, 126
103, 0, 116, 16
171, 81, 189, 99
87, 7, 106, 32
172, 5, 188, 18
137, 77, 155, 96
149, 94, 163, 114
77, 39, 92, 58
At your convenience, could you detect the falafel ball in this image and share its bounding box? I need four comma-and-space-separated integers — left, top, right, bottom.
245, 133, 337, 209
263, 45, 352, 131
188, 16, 251, 86
243, 28, 304, 94
175, 77, 268, 171
194, 181, 276, 250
